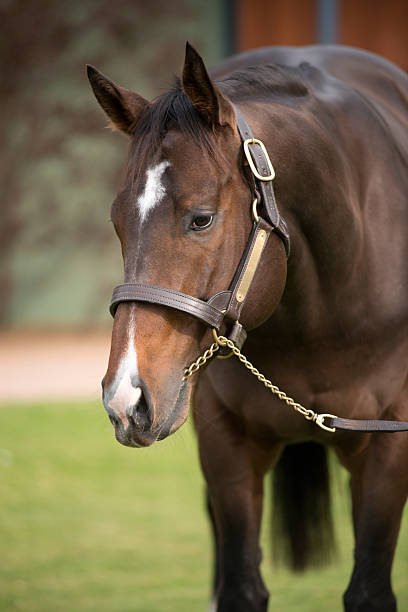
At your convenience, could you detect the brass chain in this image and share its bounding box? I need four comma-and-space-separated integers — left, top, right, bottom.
183, 341, 220, 378
183, 332, 337, 432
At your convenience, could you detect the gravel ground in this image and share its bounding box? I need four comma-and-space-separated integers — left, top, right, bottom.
0, 330, 111, 402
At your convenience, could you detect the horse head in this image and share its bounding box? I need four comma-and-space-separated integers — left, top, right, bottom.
88, 43, 287, 447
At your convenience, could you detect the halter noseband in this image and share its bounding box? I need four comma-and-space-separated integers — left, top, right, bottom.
109, 105, 290, 350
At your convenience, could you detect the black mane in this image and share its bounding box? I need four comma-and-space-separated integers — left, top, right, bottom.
130, 77, 219, 165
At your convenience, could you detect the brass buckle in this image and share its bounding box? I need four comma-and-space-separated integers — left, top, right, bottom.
243, 138, 275, 181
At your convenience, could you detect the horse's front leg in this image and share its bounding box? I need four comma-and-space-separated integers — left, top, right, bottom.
337, 423, 408, 612
194, 374, 281, 612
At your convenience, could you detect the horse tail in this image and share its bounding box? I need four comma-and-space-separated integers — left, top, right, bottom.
271, 441, 336, 572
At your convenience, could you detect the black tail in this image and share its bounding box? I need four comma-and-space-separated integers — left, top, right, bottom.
271, 441, 336, 572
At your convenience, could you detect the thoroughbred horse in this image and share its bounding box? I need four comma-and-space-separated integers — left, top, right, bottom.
88, 44, 408, 611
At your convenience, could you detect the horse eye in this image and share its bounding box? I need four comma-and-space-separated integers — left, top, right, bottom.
191, 215, 214, 231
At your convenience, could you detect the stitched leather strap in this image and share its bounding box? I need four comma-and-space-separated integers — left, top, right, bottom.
110, 283, 230, 329
326, 416, 408, 433
233, 104, 291, 256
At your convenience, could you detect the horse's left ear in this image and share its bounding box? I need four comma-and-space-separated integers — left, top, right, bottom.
87, 65, 149, 135
182, 42, 235, 128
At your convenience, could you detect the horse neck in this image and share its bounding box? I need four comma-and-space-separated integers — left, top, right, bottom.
248, 101, 366, 339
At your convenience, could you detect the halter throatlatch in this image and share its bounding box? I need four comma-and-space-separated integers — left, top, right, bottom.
108, 104, 408, 435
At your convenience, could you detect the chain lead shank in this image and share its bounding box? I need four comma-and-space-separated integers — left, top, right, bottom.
183, 332, 337, 433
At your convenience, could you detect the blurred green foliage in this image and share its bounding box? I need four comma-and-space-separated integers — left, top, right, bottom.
0, 401, 407, 611
0, 0, 226, 327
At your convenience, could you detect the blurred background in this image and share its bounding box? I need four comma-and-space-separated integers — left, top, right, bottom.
1, 0, 407, 400
1, 1, 407, 610
1, 0, 407, 333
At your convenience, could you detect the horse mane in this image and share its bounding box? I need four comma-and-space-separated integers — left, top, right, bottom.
218, 64, 310, 101
128, 77, 220, 187
128, 64, 309, 184
129, 77, 220, 166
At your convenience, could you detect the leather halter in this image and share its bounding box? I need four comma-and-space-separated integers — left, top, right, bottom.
108, 105, 408, 434
110, 105, 289, 348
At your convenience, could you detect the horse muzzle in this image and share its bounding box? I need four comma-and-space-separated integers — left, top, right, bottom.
102, 374, 156, 447
102, 372, 191, 447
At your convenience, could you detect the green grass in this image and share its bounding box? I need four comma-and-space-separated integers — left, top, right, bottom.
0, 401, 407, 611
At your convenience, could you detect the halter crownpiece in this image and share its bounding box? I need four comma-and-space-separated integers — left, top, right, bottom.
233, 104, 290, 253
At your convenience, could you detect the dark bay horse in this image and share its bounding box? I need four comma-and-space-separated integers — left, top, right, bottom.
88, 44, 408, 611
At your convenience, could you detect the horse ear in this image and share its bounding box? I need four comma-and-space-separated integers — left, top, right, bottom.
182, 42, 235, 128
87, 65, 149, 135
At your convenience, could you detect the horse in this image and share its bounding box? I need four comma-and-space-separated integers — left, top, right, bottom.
87, 43, 408, 611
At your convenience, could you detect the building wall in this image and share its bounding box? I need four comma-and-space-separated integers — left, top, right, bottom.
236, 0, 316, 49
235, 0, 408, 70
340, 0, 408, 70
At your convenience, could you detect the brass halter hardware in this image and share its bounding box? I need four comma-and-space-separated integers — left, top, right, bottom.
252, 198, 260, 222
235, 228, 267, 303
243, 138, 276, 181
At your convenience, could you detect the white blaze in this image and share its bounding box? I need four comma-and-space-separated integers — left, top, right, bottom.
109, 371, 141, 430
108, 161, 170, 427
137, 160, 170, 222
108, 319, 140, 429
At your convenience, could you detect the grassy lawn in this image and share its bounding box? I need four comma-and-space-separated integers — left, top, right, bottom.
0, 401, 407, 611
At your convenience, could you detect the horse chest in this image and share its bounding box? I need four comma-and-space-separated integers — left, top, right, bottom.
206, 320, 407, 443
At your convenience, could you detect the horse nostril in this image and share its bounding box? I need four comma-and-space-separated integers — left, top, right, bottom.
128, 390, 151, 428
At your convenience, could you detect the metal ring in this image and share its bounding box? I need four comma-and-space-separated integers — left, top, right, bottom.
212, 329, 233, 359
216, 351, 234, 360
315, 413, 337, 433
252, 198, 259, 222
212, 328, 227, 346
